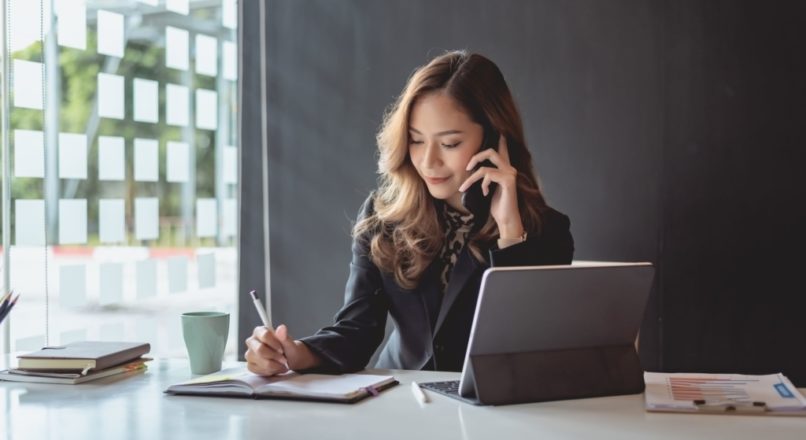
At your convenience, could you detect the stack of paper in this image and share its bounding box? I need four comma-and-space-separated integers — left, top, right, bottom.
645, 372, 806, 415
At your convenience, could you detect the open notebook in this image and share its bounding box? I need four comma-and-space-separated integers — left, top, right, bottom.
165, 367, 398, 403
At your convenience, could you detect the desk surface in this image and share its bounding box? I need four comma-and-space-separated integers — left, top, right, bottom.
2, 359, 805, 440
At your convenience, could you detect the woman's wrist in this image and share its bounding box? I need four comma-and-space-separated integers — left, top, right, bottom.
497, 231, 527, 249
497, 219, 525, 240
291, 340, 322, 371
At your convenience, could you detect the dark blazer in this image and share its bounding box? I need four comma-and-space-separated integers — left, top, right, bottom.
300, 194, 574, 373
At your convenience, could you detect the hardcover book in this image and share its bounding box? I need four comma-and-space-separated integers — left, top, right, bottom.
16, 341, 151, 373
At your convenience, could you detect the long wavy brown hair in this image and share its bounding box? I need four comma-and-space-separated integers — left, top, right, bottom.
354, 50, 548, 289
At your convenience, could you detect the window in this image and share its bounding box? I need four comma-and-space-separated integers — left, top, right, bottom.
1, 0, 240, 358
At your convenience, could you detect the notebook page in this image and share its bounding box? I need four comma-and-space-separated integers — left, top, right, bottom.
256, 373, 394, 399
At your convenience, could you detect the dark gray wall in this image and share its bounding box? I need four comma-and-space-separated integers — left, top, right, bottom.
240, 0, 806, 384
660, 1, 806, 380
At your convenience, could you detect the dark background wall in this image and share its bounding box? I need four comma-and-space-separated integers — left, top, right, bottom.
240, 0, 806, 384
660, 1, 806, 379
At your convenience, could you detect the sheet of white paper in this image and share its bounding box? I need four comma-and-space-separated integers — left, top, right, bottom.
98, 136, 125, 181
134, 138, 159, 182
15, 199, 45, 246
57, 0, 86, 50
223, 145, 237, 184
59, 199, 87, 245
10, 0, 41, 51
135, 198, 159, 240
99, 199, 125, 243
58, 133, 88, 179
136, 259, 157, 299
223, 0, 237, 29
14, 129, 45, 178
223, 41, 237, 81
196, 89, 218, 130
197, 252, 216, 288
166, 0, 189, 15
195, 34, 218, 77
165, 26, 189, 70
223, 198, 237, 237
98, 73, 124, 119
167, 256, 188, 293
97, 9, 124, 57
196, 198, 217, 237
100, 322, 125, 341
166, 83, 189, 126
60, 329, 88, 345
133, 78, 159, 123
99, 262, 123, 305
13, 60, 44, 109
167, 141, 190, 182
15, 335, 46, 352
60, 264, 87, 308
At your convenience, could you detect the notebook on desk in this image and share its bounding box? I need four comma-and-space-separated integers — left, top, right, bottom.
165, 367, 398, 403
422, 263, 655, 405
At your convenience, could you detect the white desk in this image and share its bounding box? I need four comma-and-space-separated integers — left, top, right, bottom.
2, 359, 805, 440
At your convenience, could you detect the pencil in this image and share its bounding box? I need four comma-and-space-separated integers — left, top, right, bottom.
0, 291, 11, 317
0, 293, 19, 324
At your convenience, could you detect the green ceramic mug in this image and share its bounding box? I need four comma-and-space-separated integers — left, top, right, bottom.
181, 311, 229, 374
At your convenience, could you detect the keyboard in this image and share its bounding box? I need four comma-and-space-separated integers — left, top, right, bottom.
420, 380, 461, 396
420, 380, 482, 405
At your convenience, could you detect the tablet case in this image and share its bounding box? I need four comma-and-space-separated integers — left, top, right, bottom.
470, 344, 643, 405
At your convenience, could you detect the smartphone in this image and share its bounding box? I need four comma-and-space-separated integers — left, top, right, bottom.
461, 127, 499, 224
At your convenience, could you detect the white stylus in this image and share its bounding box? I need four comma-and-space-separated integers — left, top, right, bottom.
411, 381, 429, 405
249, 290, 274, 330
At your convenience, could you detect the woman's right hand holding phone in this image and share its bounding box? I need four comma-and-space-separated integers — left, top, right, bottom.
245, 324, 321, 376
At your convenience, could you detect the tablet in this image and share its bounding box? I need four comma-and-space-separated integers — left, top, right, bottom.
422, 262, 655, 405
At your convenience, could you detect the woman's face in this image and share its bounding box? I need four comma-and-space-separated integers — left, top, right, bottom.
408, 92, 483, 211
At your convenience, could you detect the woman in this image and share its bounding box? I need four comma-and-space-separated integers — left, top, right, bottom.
245, 50, 574, 375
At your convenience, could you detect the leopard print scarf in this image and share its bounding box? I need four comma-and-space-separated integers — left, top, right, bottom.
438, 204, 474, 294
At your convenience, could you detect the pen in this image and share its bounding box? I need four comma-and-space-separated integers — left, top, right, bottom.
249, 290, 273, 330
250, 290, 289, 369
411, 381, 429, 405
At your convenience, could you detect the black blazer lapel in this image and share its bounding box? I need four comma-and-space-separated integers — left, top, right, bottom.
416, 260, 443, 339
433, 248, 482, 336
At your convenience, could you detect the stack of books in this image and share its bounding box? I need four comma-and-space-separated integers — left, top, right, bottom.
0, 341, 151, 384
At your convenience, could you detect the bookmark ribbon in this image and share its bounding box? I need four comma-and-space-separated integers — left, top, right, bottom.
364, 386, 379, 397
